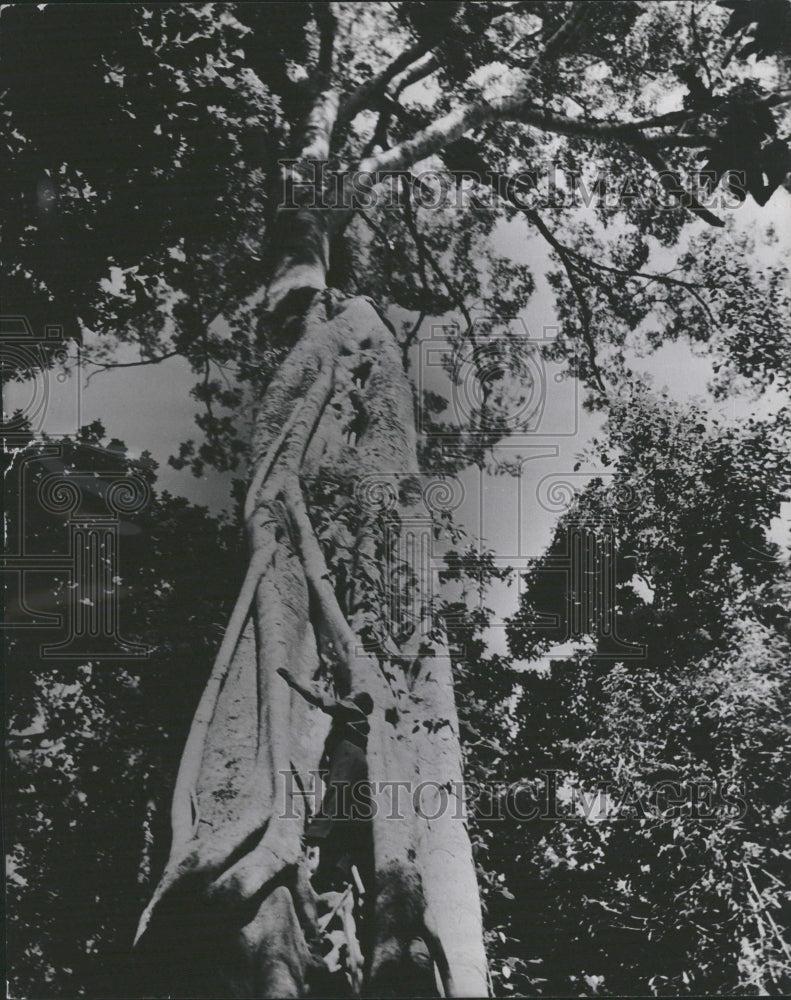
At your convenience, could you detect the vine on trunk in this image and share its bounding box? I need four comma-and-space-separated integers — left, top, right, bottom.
136, 292, 487, 997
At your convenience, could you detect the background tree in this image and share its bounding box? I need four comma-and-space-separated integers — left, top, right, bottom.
4, 425, 245, 998
2, 2, 789, 996
502, 394, 791, 996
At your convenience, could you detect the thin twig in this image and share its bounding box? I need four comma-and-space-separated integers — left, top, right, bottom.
84, 350, 180, 383
561, 246, 715, 323
521, 207, 607, 394
401, 177, 473, 334
402, 309, 427, 368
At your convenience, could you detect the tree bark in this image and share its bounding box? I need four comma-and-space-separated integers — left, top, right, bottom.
135, 5, 488, 982
136, 103, 488, 990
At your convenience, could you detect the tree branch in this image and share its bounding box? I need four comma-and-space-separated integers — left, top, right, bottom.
391, 51, 440, 100
524, 208, 607, 395
338, 40, 434, 128
313, 1, 337, 88
397, 182, 432, 364
356, 6, 591, 176
357, 68, 791, 181
560, 246, 715, 323
357, 92, 726, 181
401, 177, 472, 334
433, 143, 607, 389
516, 105, 718, 147
352, 197, 466, 358
525, 1, 591, 70
516, 87, 791, 148
340, 1, 544, 128
633, 139, 724, 227
402, 308, 427, 369
84, 350, 180, 383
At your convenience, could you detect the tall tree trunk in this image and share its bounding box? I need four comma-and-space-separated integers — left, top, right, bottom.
135, 72, 488, 1000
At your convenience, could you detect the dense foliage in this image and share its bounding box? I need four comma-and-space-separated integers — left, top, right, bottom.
4, 425, 245, 997
497, 395, 791, 996
3, 1, 790, 995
